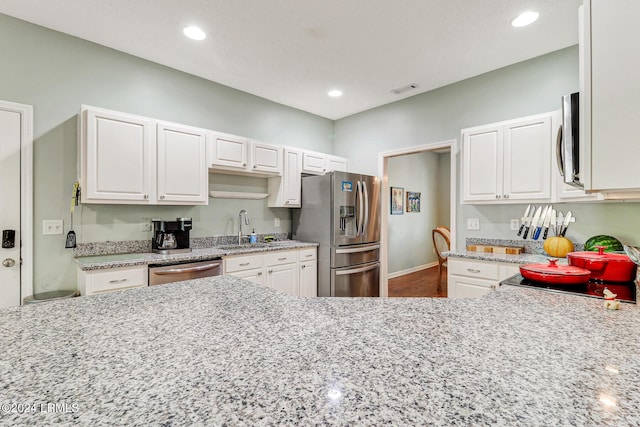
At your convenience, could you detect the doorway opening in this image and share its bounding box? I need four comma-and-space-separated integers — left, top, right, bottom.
377, 139, 457, 297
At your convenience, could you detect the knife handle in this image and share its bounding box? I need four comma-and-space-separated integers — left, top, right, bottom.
543, 228, 549, 240
522, 226, 530, 239
533, 227, 542, 240
517, 223, 525, 236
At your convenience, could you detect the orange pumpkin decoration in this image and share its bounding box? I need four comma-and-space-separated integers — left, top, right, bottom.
543, 236, 574, 258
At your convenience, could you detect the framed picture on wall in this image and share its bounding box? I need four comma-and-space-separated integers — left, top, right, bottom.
390, 187, 403, 215
406, 191, 421, 213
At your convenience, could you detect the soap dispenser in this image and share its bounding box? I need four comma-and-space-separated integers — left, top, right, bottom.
250, 229, 257, 244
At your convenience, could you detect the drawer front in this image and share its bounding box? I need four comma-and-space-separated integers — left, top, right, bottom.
89, 266, 147, 294
298, 248, 317, 262
264, 250, 298, 266
448, 259, 500, 280
224, 254, 264, 273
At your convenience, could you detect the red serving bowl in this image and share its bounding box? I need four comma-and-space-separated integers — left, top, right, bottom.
567, 246, 637, 283
520, 259, 591, 285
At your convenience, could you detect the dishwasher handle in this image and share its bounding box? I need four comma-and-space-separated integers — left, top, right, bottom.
153, 261, 221, 275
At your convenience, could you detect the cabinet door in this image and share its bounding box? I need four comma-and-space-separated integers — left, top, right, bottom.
157, 122, 207, 204
588, 0, 640, 191
208, 132, 248, 171
449, 275, 496, 299
503, 116, 551, 201
83, 108, 153, 203
77, 265, 148, 296
327, 155, 348, 172
266, 263, 298, 296
229, 269, 264, 286
299, 260, 317, 297
268, 148, 302, 208
302, 150, 327, 175
462, 125, 502, 202
250, 141, 282, 175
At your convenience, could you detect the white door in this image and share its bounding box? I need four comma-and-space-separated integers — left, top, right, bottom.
462, 125, 502, 202
0, 106, 23, 307
156, 122, 207, 204
503, 116, 551, 201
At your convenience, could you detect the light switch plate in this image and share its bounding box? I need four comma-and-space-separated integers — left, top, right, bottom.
43, 219, 64, 235
274, 217, 280, 227
510, 219, 519, 230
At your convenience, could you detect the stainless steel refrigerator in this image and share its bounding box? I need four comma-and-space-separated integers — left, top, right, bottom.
292, 171, 381, 297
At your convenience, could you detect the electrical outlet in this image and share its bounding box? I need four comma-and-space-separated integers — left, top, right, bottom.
510, 219, 520, 231
274, 217, 280, 227
467, 218, 480, 230
43, 219, 64, 235
140, 222, 151, 232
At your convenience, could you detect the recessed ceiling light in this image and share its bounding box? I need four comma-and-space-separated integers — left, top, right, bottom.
511, 11, 539, 27
183, 26, 206, 41
328, 90, 343, 98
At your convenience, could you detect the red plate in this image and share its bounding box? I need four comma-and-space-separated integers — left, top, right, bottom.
520, 259, 591, 285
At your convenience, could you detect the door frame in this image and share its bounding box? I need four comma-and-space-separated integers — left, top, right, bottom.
0, 100, 33, 303
377, 139, 457, 297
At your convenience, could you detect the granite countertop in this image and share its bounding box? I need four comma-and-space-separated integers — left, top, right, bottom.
443, 249, 556, 264
2, 277, 639, 425
75, 240, 318, 271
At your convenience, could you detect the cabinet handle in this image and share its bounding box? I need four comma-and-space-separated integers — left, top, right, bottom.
504, 194, 509, 199
285, 200, 290, 204
301, 265, 306, 269
239, 262, 250, 266
160, 195, 165, 199
268, 270, 273, 274
495, 195, 501, 199
278, 257, 287, 261
467, 268, 481, 273
243, 163, 247, 167
258, 272, 262, 276
109, 278, 128, 284
253, 165, 257, 169
144, 194, 149, 199
305, 254, 313, 258
491, 284, 497, 290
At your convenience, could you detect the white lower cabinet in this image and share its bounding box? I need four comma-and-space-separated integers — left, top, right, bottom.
223, 247, 317, 297
78, 265, 148, 296
447, 258, 519, 299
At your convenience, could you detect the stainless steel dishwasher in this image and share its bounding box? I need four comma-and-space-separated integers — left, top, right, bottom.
148, 259, 222, 286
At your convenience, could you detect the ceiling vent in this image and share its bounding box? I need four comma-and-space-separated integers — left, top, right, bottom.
391, 83, 419, 95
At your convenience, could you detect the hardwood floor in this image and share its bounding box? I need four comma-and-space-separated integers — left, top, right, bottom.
388, 265, 447, 298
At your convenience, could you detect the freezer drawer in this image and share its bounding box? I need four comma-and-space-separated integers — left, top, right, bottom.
331, 243, 380, 269
330, 261, 379, 297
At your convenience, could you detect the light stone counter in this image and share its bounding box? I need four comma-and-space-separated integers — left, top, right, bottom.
75, 240, 318, 271
1, 277, 639, 425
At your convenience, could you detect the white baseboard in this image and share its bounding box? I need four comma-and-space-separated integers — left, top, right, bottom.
387, 261, 439, 279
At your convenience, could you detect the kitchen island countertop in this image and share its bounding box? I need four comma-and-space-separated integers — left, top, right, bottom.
443, 249, 556, 264
2, 277, 639, 425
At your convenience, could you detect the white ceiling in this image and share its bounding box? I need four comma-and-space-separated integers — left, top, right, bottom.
0, 0, 581, 120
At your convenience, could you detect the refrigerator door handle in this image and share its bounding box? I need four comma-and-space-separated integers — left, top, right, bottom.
355, 181, 362, 236
335, 243, 380, 254
358, 181, 364, 235
335, 263, 379, 276
362, 181, 369, 237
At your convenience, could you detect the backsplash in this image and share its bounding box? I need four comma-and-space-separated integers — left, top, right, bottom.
466, 238, 584, 255
73, 233, 290, 257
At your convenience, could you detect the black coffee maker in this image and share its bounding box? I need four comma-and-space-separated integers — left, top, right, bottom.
151, 217, 192, 254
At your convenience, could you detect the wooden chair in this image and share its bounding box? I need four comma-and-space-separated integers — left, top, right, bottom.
432, 226, 451, 291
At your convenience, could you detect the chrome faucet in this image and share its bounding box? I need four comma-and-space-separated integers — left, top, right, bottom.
238, 209, 250, 244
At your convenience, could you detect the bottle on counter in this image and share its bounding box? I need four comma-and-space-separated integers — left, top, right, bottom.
250, 229, 257, 244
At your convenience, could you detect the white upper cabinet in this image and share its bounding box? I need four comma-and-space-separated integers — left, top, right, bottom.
326, 154, 349, 172
582, 1, 640, 192
301, 150, 349, 175
156, 121, 208, 204
462, 113, 552, 203
250, 141, 282, 174
208, 131, 249, 171
81, 107, 154, 204
268, 147, 302, 207
81, 106, 208, 205
302, 150, 327, 175
208, 131, 282, 176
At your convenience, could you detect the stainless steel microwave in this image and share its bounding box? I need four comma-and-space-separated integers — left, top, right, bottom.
557, 92, 583, 188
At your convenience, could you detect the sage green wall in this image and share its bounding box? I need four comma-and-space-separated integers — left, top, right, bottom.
388, 152, 449, 274
334, 46, 640, 250
0, 14, 334, 293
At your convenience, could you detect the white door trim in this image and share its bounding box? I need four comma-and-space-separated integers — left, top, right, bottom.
0, 100, 33, 302
377, 139, 458, 297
